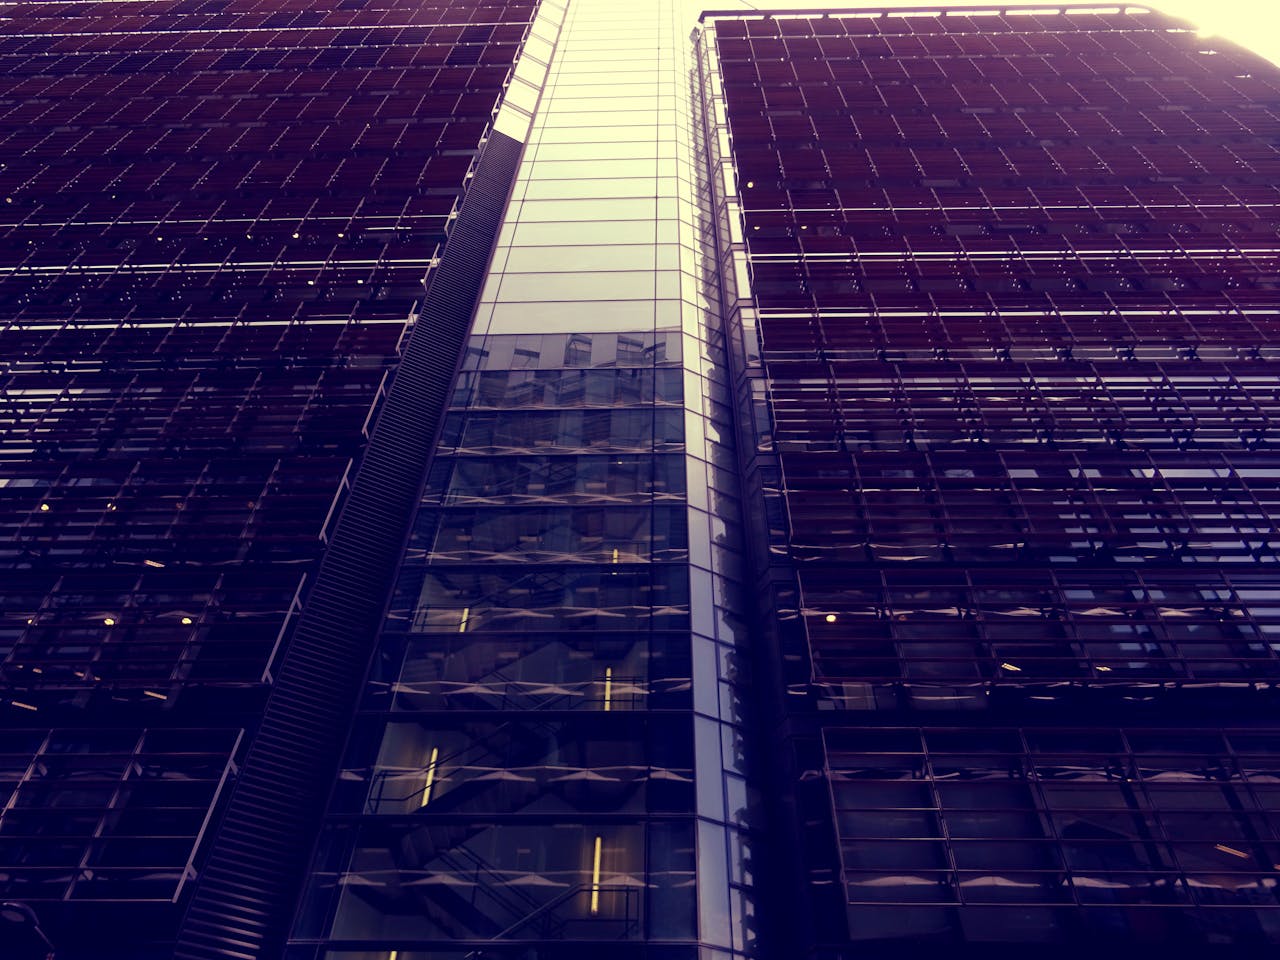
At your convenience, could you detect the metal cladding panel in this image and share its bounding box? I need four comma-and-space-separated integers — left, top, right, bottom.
708, 6, 1280, 954
0, 0, 534, 955
174, 130, 525, 960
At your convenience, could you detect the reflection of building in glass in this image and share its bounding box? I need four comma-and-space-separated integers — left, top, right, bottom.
285, 1, 758, 956
5, 1, 1280, 958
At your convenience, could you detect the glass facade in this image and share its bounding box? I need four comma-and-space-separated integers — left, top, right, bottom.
290, 327, 700, 956
0, 0, 537, 956
287, 2, 757, 957
6, 1, 1280, 958
703, 5, 1280, 954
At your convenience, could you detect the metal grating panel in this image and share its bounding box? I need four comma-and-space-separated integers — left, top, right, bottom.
173, 130, 525, 960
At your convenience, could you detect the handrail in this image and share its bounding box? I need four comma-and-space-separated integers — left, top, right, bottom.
387, 672, 647, 712
365, 711, 568, 811
477, 881, 586, 944
429, 848, 543, 929
462, 883, 641, 957
437, 846, 543, 914
366, 723, 516, 812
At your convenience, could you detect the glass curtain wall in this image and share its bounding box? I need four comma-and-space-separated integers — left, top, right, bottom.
0, 0, 540, 956
700, 5, 1280, 953
287, 2, 757, 958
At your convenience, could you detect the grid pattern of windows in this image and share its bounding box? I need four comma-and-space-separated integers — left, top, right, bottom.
289, 0, 761, 955
0, 728, 239, 903
706, 6, 1280, 952
826, 727, 1280, 945
0, 0, 534, 955
801, 562, 1280, 686
288, 330, 703, 959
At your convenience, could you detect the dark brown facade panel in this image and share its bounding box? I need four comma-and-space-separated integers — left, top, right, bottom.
0, 1, 536, 956
714, 7, 1280, 953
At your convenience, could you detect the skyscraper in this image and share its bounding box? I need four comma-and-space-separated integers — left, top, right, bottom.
2, 2, 1280, 959
0, 0, 539, 956
703, 5, 1280, 955
276, 2, 759, 958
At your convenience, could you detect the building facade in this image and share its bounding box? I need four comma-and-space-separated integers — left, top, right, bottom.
281, 2, 759, 958
2, 2, 1280, 959
702, 6, 1280, 955
0, 0, 538, 956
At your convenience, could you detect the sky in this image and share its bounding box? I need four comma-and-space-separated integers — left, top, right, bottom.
713, 1, 1280, 66
1148, 0, 1280, 65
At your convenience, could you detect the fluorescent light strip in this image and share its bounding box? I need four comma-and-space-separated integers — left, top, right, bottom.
420, 747, 439, 808
590, 835, 603, 914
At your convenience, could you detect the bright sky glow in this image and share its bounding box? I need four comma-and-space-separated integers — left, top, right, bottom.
706, 1, 1280, 66
1148, 0, 1280, 65
26, 0, 1278, 67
